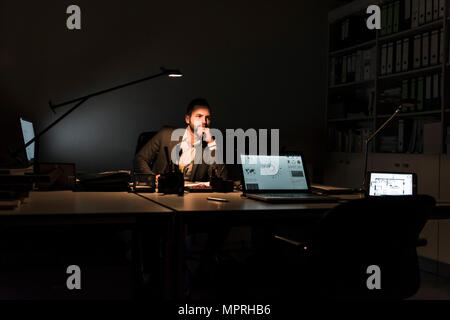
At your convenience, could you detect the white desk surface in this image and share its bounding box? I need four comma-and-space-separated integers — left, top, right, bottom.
138, 192, 361, 213
7, 191, 444, 218
0, 191, 172, 216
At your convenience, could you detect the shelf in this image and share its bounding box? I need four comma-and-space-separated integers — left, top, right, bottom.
328, 117, 374, 123
327, 151, 365, 155
329, 79, 375, 90
329, 40, 376, 56
328, 151, 442, 156
378, 20, 443, 43
378, 64, 443, 80
329, 109, 448, 122
377, 110, 442, 118
370, 151, 429, 155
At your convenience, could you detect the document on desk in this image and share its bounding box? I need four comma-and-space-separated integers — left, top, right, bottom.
184, 182, 210, 187
0, 199, 21, 210
184, 181, 212, 192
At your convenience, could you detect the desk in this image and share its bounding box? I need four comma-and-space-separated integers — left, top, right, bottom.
0, 191, 173, 299
139, 192, 357, 218
139, 192, 364, 298
139, 192, 450, 298
1, 191, 448, 299
4, 191, 171, 215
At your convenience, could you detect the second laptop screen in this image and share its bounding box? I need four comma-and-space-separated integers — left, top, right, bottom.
369, 173, 414, 196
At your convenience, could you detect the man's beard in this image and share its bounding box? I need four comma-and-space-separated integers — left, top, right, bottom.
188, 122, 196, 134
188, 122, 203, 143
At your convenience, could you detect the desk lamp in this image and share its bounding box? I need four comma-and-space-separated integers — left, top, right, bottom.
12, 67, 183, 173
361, 101, 415, 194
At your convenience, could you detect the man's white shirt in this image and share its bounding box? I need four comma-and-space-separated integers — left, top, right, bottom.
178, 128, 216, 179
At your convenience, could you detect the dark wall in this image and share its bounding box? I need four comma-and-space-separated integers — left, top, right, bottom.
0, 0, 339, 172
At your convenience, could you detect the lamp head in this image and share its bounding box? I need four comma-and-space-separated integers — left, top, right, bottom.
160, 67, 183, 78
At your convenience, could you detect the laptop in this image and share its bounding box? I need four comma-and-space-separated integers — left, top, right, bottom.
240, 154, 337, 202
0, 117, 35, 173
20, 117, 36, 166
367, 172, 417, 196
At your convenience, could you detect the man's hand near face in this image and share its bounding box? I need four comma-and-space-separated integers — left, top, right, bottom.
195, 126, 214, 144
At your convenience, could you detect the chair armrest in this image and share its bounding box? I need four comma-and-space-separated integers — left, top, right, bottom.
416, 238, 427, 247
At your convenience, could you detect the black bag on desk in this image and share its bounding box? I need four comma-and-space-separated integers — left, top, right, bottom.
158, 171, 184, 195
76, 171, 131, 191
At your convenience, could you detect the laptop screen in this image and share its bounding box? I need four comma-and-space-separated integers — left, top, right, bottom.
20, 117, 35, 162
369, 172, 414, 196
240, 155, 309, 191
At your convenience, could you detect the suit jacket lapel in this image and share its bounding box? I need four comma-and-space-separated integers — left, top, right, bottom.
191, 163, 199, 181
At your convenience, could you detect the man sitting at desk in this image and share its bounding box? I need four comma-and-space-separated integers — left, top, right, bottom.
134, 98, 226, 181
134, 99, 230, 294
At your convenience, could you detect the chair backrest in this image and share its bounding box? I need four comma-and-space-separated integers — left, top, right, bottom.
315, 195, 435, 299
135, 131, 157, 155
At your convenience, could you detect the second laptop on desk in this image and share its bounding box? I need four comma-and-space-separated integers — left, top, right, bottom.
240, 154, 338, 203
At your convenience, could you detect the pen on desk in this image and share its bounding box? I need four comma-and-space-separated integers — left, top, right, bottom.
207, 197, 229, 202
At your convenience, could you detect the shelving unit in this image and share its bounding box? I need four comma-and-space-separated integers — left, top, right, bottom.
325, 0, 450, 199
326, 0, 450, 280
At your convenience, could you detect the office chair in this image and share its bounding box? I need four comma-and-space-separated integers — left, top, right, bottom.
272, 195, 435, 300
134, 131, 157, 155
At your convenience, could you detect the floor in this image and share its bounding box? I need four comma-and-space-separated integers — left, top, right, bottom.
0, 227, 449, 300
0, 264, 449, 300
186, 252, 450, 301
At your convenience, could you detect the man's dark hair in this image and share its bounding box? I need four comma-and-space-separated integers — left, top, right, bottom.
186, 98, 210, 116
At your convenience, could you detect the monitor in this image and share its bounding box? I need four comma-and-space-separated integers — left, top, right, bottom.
20, 117, 35, 163
369, 172, 415, 196
240, 154, 309, 191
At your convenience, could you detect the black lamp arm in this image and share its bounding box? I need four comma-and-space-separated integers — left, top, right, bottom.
12, 97, 89, 157
12, 67, 180, 159
366, 105, 403, 144
50, 68, 172, 111
362, 104, 404, 190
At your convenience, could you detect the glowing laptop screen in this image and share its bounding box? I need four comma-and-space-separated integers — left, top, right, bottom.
369, 172, 413, 196
240, 155, 308, 191
20, 117, 35, 162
